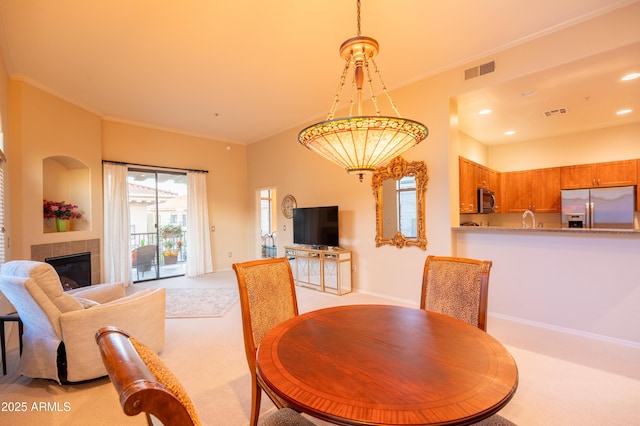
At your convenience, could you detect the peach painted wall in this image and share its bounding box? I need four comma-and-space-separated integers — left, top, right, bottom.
6, 79, 103, 266
101, 120, 248, 271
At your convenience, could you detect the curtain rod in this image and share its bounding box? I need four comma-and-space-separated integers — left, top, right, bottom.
102, 160, 208, 174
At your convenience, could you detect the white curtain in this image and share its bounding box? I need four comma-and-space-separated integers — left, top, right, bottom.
186, 171, 213, 277
103, 163, 132, 285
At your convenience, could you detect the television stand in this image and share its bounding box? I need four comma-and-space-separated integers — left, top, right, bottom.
284, 245, 352, 295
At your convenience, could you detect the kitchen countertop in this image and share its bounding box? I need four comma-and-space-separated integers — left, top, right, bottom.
452, 226, 640, 235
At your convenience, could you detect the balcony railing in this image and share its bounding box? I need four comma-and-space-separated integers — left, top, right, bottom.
130, 231, 187, 281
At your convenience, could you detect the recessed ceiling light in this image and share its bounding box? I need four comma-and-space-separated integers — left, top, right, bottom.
478, 109, 492, 115
617, 109, 633, 115
621, 73, 640, 81
504, 130, 516, 135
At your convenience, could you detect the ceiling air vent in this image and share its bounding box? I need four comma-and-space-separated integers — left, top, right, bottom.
464, 61, 495, 80
543, 107, 568, 117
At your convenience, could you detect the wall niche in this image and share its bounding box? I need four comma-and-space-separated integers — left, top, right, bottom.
43, 156, 91, 233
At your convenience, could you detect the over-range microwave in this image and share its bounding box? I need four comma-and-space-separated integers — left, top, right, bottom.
477, 188, 496, 214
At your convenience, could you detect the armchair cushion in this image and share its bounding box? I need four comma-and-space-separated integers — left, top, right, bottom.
75, 297, 100, 309
66, 282, 125, 304
2, 260, 82, 312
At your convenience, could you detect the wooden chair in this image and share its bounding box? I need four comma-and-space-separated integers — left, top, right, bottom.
95, 326, 201, 426
420, 255, 493, 331
96, 325, 313, 426
233, 257, 313, 426
421, 257, 518, 426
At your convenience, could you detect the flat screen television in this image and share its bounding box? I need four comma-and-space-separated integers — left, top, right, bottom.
293, 206, 339, 249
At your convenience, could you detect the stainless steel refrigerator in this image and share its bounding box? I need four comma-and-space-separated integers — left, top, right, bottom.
561, 186, 635, 229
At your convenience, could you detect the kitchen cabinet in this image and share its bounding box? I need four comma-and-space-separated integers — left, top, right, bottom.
488, 169, 502, 212
532, 168, 562, 212
458, 157, 501, 213
503, 167, 561, 213
459, 157, 478, 213
561, 160, 637, 189
503, 170, 531, 213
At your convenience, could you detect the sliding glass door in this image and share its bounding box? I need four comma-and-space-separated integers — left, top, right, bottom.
128, 169, 188, 282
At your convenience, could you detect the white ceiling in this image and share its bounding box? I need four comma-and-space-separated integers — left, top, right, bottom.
456, 42, 640, 145
0, 0, 637, 145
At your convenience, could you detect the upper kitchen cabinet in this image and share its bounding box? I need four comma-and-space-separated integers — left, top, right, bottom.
504, 167, 561, 213
561, 160, 637, 189
532, 168, 562, 212
459, 157, 479, 213
503, 170, 530, 213
459, 157, 501, 213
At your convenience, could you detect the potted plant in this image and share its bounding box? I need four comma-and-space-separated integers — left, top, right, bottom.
163, 241, 178, 264
160, 224, 183, 264
43, 200, 82, 232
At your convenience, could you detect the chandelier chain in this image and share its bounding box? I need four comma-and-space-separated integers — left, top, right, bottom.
371, 58, 402, 117
327, 55, 352, 120
364, 59, 381, 116
357, 0, 361, 36
349, 71, 358, 116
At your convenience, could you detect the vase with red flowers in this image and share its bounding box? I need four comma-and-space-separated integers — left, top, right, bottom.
43, 200, 82, 232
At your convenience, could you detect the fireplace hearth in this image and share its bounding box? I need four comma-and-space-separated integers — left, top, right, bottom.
45, 252, 91, 291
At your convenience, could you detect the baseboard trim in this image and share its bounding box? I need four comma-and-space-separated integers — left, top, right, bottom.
489, 312, 640, 349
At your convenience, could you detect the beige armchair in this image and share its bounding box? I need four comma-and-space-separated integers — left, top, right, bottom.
0, 260, 165, 383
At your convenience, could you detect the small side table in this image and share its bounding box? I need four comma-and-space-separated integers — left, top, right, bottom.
0, 312, 23, 375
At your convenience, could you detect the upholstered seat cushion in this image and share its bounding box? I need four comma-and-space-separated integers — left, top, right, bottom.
424, 260, 482, 326
75, 297, 100, 309
1, 260, 82, 312
261, 408, 315, 426
130, 338, 201, 426
472, 414, 517, 425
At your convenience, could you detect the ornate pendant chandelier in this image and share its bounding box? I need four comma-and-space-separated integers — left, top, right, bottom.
298, 0, 428, 182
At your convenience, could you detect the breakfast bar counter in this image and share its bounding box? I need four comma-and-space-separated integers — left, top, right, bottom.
452, 225, 640, 345
452, 226, 640, 235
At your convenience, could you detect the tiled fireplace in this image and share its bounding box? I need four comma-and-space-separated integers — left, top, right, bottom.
31, 239, 101, 285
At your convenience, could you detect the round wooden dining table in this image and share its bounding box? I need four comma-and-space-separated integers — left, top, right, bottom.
257, 304, 518, 426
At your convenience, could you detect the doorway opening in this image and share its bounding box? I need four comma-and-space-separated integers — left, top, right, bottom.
128, 169, 188, 282
259, 188, 277, 258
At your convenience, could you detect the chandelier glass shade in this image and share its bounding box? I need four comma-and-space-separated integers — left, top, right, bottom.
298, 116, 428, 178
298, 1, 428, 181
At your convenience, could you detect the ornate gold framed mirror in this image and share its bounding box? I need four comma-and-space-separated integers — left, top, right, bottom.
372, 156, 428, 250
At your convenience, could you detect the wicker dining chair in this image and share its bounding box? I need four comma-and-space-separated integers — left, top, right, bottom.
233, 257, 314, 426
420, 255, 493, 331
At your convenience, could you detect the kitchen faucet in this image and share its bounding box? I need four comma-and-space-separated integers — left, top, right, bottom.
522, 209, 536, 229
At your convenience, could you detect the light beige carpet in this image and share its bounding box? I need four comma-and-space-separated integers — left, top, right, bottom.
2, 272, 639, 425
164, 288, 239, 318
